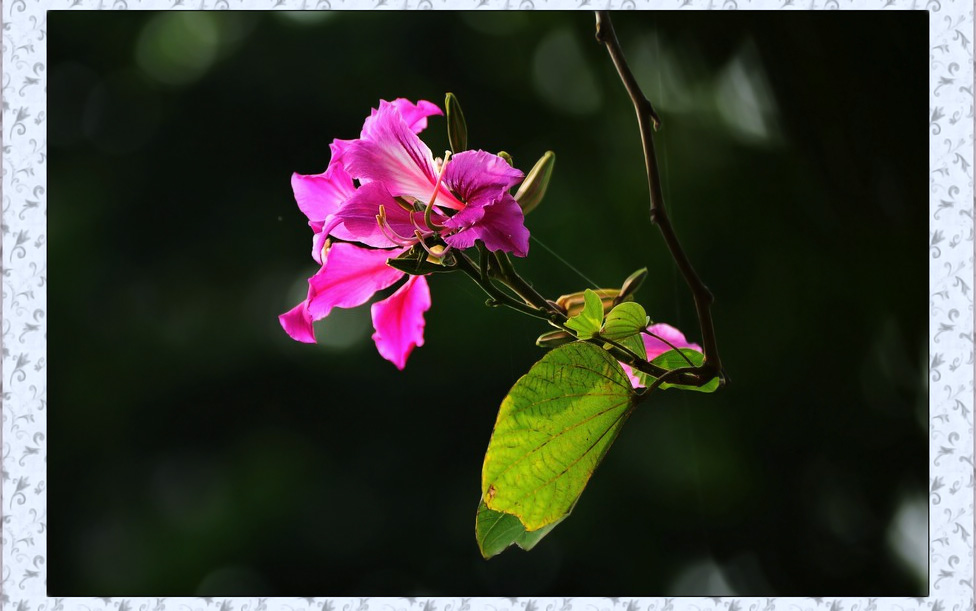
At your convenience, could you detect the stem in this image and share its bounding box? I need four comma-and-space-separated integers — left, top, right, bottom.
635, 365, 699, 406
640, 328, 696, 368
594, 11, 723, 385
490, 250, 561, 315
455, 251, 552, 322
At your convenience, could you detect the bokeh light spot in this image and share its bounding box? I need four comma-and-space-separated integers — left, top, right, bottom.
136, 13, 219, 86
532, 27, 602, 115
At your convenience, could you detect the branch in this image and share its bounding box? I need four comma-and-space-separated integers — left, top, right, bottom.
594, 11, 724, 385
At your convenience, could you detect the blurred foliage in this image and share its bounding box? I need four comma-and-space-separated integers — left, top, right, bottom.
48, 11, 928, 596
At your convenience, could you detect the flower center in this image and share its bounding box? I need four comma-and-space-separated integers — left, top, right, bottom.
423, 151, 452, 231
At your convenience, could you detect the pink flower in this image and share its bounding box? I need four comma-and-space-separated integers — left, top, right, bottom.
620, 323, 703, 387
338, 102, 529, 256
280, 98, 530, 369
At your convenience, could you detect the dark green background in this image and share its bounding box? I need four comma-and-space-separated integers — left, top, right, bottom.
49, 11, 928, 596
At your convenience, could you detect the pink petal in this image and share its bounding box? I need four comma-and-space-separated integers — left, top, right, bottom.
279, 300, 316, 344
643, 323, 702, 360
344, 104, 440, 202
620, 363, 642, 388
370, 275, 432, 370
306, 242, 407, 319
311, 230, 330, 265
330, 181, 442, 248
291, 163, 356, 224
329, 138, 356, 164
443, 193, 530, 257
621, 323, 703, 388
365, 99, 443, 134
444, 150, 524, 207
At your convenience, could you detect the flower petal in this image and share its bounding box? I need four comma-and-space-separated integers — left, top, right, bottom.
620, 363, 642, 388
366, 99, 443, 134
329, 181, 442, 248
444, 150, 524, 206
279, 300, 316, 344
291, 163, 356, 224
306, 242, 407, 319
620, 323, 703, 387
443, 193, 530, 257
643, 323, 702, 360
370, 275, 432, 370
311, 229, 329, 265
344, 104, 442, 204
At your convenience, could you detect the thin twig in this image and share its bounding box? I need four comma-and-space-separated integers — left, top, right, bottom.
595, 11, 723, 385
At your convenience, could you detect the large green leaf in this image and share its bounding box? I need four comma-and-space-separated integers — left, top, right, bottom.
481, 342, 635, 531
475, 499, 565, 558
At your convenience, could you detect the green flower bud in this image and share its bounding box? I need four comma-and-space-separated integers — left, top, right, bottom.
535, 330, 576, 349
617, 267, 648, 302
496, 151, 513, 166
514, 150, 555, 215
445, 92, 468, 153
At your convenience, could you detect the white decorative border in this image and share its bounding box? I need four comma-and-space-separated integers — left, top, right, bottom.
2, 2, 972, 610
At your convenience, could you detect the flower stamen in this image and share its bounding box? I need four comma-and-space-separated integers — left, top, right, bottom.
413, 230, 452, 263
376, 205, 416, 247
424, 151, 452, 232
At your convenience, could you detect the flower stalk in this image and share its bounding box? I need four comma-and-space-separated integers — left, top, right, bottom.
594, 10, 725, 388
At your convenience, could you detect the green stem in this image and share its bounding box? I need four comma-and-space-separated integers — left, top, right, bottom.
455, 251, 552, 322
640, 328, 697, 368
635, 365, 699, 405
490, 250, 561, 316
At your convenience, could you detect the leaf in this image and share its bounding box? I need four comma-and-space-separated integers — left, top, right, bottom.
475, 499, 566, 558
639, 348, 720, 393
564, 289, 605, 338
610, 332, 646, 363
475, 500, 525, 558
482, 342, 635, 532
601, 302, 647, 341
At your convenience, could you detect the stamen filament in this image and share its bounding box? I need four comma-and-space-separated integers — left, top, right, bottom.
424, 151, 452, 231
376, 205, 416, 247
413, 230, 447, 260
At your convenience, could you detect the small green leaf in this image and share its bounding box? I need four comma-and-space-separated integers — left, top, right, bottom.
601, 302, 648, 341
638, 348, 720, 393
445, 92, 468, 153
475, 499, 566, 558
609, 332, 646, 364
482, 342, 635, 531
564, 288, 605, 339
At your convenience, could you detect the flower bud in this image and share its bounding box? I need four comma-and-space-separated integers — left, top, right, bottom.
617, 267, 648, 302
536, 330, 576, 349
445, 92, 468, 153
555, 288, 620, 317
496, 151, 513, 166
514, 150, 555, 215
